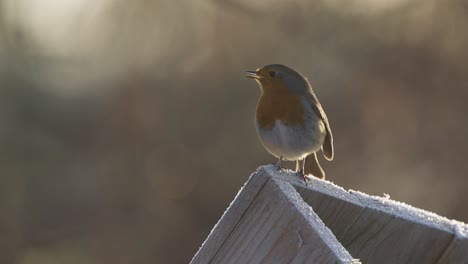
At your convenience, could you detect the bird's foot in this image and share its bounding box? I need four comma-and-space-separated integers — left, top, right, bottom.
273, 163, 284, 171
297, 170, 311, 186
274, 156, 283, 171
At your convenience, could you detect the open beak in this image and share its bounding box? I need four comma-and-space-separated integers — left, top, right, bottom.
245, 70, 260, 79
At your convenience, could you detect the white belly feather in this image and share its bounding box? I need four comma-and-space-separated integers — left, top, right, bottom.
255, 97, 326, 161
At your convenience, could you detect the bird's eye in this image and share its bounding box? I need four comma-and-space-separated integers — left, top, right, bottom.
269, 71, 277, 78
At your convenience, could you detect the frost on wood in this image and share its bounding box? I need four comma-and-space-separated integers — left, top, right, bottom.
265, 164, 468, 239
191, 166, 358, 264
192, 165, 468, 264
264, 165, 468, 264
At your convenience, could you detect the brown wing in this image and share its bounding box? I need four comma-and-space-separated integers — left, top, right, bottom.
305, 89, 334, 161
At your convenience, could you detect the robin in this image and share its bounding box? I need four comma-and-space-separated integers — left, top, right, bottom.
245, 64, 334, 181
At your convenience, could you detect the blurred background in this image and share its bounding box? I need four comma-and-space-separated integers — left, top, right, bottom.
1, 0, 468, 263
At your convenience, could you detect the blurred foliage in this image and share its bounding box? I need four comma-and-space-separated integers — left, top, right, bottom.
0, 0, 468, 263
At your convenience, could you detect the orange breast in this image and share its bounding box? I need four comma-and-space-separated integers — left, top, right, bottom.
256, 89, 305, 129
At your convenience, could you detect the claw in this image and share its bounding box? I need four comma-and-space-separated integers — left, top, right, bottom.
303, 174, 311, 186
275, 156, 283, 171
297, 169, 310, 186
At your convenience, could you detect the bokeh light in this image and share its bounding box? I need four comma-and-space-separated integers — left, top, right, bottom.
1, 0, 467, 263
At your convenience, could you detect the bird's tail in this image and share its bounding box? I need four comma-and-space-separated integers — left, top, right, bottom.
304, 152, 325, 179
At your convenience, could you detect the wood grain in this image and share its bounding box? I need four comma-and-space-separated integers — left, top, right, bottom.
191, 167, 357, 264
284, 168, 468, 264
191, 165, 468, 264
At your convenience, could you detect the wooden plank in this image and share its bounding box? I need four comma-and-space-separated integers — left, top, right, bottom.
293, 185, 365, 243
262, 165, 468, 264
190, 167, 270, 264
191, 167, 358, 264
437, 231, 468, 264
192, 165, 468, 263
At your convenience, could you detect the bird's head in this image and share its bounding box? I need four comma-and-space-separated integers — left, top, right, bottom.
245, 64, 310, 95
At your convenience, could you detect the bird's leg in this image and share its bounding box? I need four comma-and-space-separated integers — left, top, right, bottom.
302, 158, 309, 184
275, 156, 283, 170
295, 159, 302, 174
302, 158, 306, 174
296, 159, 309, 185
